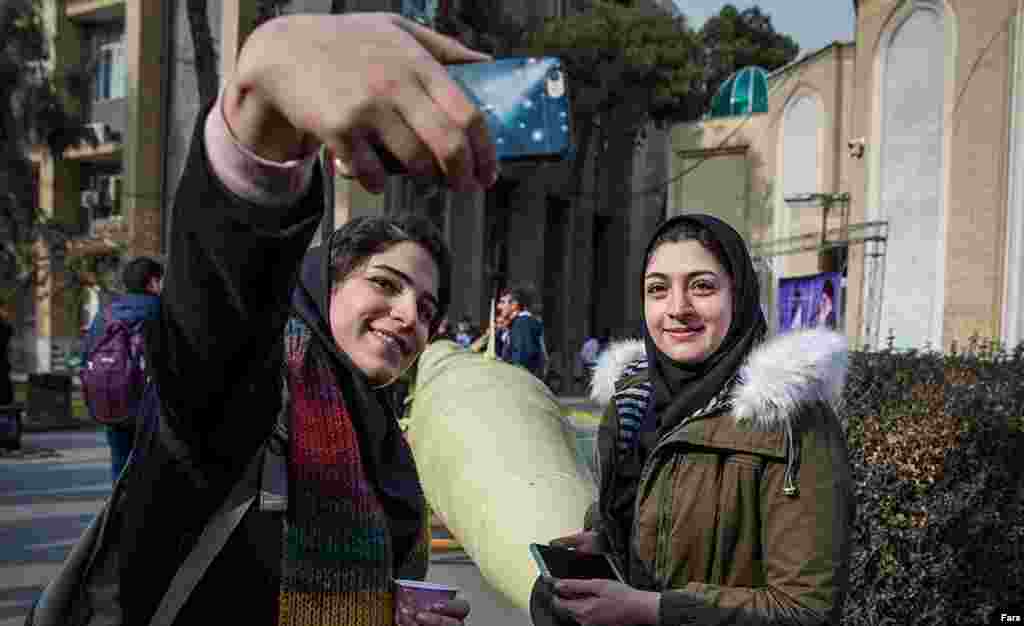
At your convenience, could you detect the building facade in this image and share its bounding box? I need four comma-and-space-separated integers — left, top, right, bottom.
23, 0, 167, 372
27, 0, 676, 388
245, 0, 676, 390
672, 0, 1024, 352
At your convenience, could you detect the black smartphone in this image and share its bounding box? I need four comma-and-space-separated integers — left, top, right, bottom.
373, 57, 573, 174
529, 543, 624, 582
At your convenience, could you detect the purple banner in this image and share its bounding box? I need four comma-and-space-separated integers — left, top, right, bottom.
778, 272, 843, 333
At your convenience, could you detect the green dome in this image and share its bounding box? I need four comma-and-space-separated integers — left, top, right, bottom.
709, 66, 770, 118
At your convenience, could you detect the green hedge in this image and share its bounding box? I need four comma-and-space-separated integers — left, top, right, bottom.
839, 340, 1024, 625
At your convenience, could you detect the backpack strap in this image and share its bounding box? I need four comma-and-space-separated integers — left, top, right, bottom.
83, 301, 114, 363
259, 382, 290, 514
610, 374, 651, 458
148, 444, 264, 626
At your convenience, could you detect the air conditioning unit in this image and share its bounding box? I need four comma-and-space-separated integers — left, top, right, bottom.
85, 122, 115, 145
108, 175, 122, 213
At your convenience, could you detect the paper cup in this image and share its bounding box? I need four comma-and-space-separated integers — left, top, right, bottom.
394, 579, 459, 626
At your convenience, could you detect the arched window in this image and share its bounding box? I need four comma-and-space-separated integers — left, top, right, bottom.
874, 3, 947, 349
776, 91, 822, 272
782, 93, 821, 201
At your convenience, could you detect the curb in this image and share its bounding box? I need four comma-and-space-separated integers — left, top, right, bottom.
22, 418, 102, 434
0, 444, 62, 460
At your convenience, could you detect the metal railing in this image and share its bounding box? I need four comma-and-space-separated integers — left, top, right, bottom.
750, 220, 889, 257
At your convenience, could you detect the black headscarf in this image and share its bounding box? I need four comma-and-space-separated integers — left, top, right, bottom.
290, 235, 425, 567
642, 214, 767, 433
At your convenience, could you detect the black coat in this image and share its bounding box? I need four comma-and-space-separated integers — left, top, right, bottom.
0, 317, 13, 405
119, 104, 324, 625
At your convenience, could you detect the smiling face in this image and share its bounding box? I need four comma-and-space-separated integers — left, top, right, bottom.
644, 240, 734, 365
329, 241, 440, 386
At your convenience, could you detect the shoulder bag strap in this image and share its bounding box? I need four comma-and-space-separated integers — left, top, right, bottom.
148, 445, 263, 626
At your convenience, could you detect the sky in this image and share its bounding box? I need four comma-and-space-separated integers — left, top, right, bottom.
673, 1, 857, 57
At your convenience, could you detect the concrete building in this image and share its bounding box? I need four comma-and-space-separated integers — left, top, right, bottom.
24, 0, 334, 373
671, 0, 1024, 352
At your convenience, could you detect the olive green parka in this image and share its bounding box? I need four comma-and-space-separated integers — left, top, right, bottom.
586, 329, 855, 626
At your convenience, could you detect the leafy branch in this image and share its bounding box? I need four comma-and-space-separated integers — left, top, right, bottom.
0, 0, 111, 299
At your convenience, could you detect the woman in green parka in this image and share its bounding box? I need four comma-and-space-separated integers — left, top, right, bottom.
531, 215, 855, 626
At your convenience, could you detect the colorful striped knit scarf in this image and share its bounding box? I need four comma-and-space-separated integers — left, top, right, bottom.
277, 317, 429, 626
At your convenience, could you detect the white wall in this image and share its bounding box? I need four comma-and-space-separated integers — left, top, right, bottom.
777, 92, 822, 275
1004, 7, 1024, 349
876, 6, 946, 349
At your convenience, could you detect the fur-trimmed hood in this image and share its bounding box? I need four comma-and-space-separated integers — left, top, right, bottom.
589, 329, 849, 431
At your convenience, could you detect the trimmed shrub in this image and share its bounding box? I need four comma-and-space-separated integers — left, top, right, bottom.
839, 339, 1024, 625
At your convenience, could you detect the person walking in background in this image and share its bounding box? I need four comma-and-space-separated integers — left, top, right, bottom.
577, 329, 609, 389
82, 257, 163, 482
499, 285, 546, 378
0, 302, 14, 406
454, 315, 476, 348
495, 288, 513, 353
435, 316, 454, 342
579, 334, 600, 376
470, 301, 512, 354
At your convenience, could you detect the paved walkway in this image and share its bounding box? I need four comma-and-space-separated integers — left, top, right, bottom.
1, 432, 536, 626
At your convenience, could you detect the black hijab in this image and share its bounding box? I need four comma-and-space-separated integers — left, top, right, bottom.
291, 235, 425, 567
642, 214, 767, 433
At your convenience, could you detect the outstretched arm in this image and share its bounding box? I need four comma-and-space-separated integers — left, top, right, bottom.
151, 13, 499, 461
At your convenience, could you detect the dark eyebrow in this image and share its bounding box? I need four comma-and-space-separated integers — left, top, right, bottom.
371, 264, 439, 310
644, 270, 718, 281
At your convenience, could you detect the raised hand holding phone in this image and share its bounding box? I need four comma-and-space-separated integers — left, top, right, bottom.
369, 56, 574, 181
447, 57, 572, 163
224, 13, 499, 194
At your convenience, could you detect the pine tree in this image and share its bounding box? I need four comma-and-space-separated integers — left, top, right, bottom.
0, 0, 93, 298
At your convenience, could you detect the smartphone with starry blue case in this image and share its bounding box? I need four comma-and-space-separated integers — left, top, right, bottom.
370, 57, 572, 173
447, 57, 573, 162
